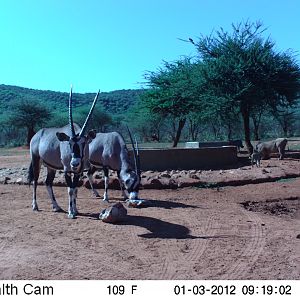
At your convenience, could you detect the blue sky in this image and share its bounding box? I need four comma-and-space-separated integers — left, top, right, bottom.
0, 0, 299, 93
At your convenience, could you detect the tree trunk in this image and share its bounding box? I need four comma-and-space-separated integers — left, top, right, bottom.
241, 109, 253, 153
211, 123, 218, 140
189, 120, 197, 141
172, 118, 186, 147
27, 126, 35, 146
253, 125, 259, 141
282, 118, 289, 137
251, 115, 261, 141
227, 123, 232, 140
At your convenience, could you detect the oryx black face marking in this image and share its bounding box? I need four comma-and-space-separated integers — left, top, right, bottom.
72, 141, 81, 158
68, 136, 88, 173
69, 137, 85, 159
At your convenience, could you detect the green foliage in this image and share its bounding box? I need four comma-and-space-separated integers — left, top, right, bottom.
141, 58, 204, 146
5, 98, 52, 145
0, 84, 143, 115
124, 103, 167, 142
142, 58, 201, 118
193, 20, 300, 151
0, 84, 141, 146
73, 106, 113, 132
7, 99, 52, 130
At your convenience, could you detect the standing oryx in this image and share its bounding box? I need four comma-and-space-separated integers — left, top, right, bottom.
28, 87, 99, 218
87, 127, 141, 203
255, 138, 288, 160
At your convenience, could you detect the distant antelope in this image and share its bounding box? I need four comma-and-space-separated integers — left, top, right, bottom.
87, 126, 141, 204
250, 149, 261, 167
255, 138, 288, 160
28, 87, 99, 218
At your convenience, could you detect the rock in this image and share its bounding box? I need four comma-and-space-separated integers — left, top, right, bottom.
173, 174, 182, 179
168, 179, 178, 189
15, 178, 24, 184
189, 170, 197, 174
189, 174, 200, 179
99, 202, 127, 223
0, 177, 9, 184
160, 172, 171, 178
149, 178, 163, 189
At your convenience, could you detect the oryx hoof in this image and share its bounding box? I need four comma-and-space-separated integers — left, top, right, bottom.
32, 205, 39, 211
68, 213, 76, 219
52, 206, 63, 213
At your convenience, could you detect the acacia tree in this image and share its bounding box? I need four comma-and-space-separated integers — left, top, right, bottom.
7, 99, 52, 146
142, 58, 201, 147
192, 21, 300, 152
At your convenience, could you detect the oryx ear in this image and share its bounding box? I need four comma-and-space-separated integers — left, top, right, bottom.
56, 132, 70, 142
87, 129, 97, 141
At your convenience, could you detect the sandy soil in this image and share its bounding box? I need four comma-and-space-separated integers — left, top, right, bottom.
0, 149, 300, 280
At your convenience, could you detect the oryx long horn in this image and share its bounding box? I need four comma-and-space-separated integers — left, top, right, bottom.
126, 125, 138, 175
79, 90, 100, 137
69, 85, 76, 137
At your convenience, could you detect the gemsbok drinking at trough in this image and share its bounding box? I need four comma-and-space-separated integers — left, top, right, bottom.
28, 86, 99, 218
87, 126, 141, 203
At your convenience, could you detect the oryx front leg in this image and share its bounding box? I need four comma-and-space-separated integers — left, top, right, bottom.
65, 173, 79, 219
67, 187, 76, 219
103, 167, 109, 202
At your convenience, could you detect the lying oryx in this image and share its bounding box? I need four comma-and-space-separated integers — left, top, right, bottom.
87, 127, 141, 203
255, 138, 288, 160
28, 87, 99, 218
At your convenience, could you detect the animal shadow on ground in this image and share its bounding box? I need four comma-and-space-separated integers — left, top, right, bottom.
77, 211, 100, 219
136, 199, 200, 209
77, 211, 229, 240
121, 215, 227, 240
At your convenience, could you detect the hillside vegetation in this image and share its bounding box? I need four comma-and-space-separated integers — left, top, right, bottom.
0, 84, 142, 114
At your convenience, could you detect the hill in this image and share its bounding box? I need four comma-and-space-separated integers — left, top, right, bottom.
0, 84, 143, 115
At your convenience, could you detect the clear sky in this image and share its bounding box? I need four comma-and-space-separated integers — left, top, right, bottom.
0, 0, 299, 93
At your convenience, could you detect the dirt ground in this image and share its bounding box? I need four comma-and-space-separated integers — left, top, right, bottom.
0, 148, 300, 280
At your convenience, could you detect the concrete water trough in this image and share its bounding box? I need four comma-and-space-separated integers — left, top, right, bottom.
129, 146, 238, 171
